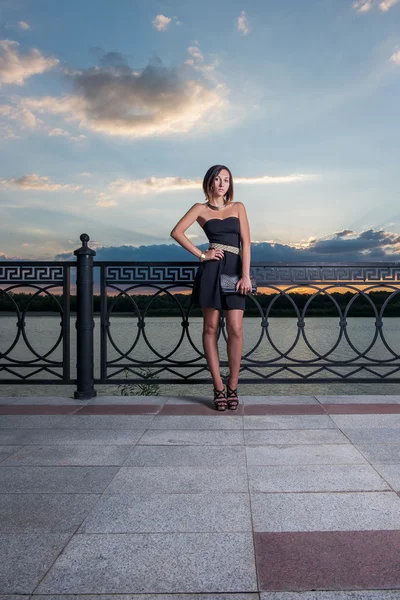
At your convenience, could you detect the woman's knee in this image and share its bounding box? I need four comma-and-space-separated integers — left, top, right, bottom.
226, 324, 243, 339
203, 321, 219, 336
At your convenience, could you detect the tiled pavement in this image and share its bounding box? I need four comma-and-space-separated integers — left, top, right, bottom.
1, 394, 400, 599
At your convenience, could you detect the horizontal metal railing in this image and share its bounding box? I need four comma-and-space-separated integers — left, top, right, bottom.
1, 234, 400, 398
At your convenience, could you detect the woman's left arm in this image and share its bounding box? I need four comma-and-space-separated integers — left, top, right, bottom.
237, 202, 252, 294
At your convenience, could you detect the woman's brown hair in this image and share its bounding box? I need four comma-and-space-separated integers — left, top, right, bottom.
202, 165, 234, 204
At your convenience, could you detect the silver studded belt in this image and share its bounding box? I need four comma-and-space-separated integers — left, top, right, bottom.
208, 242, 241, 255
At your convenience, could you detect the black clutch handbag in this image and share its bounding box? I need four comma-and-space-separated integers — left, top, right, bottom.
220, 273, 257, 295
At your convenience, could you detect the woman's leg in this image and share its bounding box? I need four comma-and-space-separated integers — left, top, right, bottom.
223, 309, 244, 391
202, 308, 224, 389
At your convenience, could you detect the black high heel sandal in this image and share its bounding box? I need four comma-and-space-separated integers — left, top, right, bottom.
213, 386, 227, 411
226, 384, 239, 410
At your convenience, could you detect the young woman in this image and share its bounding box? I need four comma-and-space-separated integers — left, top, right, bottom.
170, 164, 252, 411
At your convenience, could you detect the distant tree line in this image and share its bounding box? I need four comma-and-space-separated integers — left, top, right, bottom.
1, 290, 400, 317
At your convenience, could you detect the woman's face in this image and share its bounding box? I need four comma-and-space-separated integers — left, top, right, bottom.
212, 169, 230, 198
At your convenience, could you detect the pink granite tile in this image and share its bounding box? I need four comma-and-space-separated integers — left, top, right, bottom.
0, 405, 78, 415
76, 404, 160, 415
244, 405, 324, 415
324, 404, 400, 414
255, 530, 400, 591
160, 404, 245, 415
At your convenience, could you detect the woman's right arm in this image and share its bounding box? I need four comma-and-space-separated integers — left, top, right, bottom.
170, 203, 224, 262
170, 203, 204, 259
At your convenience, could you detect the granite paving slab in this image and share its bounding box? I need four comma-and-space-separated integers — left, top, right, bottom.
2, 444, 134, 466
0, 533, 71, 594
149, 415, 243, 429
244, 429, 348, 446
125, 445, 246, 466
0, 493, 100, 533
254, 530, 400, 591
244, 405, 323, 415
31, 595, 260, 600
87, 395, 166, 405
0, 396, 88, 405
54, 415, 155, 429
324, 404, 400, 414
0, 429, 145, 445
0, 446, 22, 462
317, 395, 400, 404
164, 395, 214, 405
0, 466, 119, 493
330, 414, 400, 428
248, 465, 390, 493
355, 443, 400, 464
259, 591, 400, 598
385, 396, 400, 403
31, 596, 259, 600
104, 466, 248, 494
0, 430, 32, 445
242, 395, 318, 404
36, 533, 257, 594
0, 405, 79, 415
159, 404, 244, 415
342, 428, 400, 445
243, 415, 336, 429
370, 464, 400, 490
251, 491, 400, 531
76, 405, 160, 415
137, 429, 244, 446
246, 444, 368, 466
79, 492, 252, 533
0, 416, 66, 428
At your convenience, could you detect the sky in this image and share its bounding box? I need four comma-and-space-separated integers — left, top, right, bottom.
0, 0, 400, 264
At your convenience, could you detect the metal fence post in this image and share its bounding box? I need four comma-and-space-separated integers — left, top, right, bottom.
74, 233, 97, 399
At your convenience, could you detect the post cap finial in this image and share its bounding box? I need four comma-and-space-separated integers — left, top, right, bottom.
74, 233, 96, 257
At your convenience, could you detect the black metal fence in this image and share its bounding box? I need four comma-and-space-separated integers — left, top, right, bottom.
1, 233, 400, 399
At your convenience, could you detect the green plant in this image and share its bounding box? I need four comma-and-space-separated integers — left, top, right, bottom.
118, 366, 160, 396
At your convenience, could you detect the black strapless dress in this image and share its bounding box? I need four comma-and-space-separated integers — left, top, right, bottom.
191, 216, 246, 311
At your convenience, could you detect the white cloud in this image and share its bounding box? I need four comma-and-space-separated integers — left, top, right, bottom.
353, 0, 374, 12
109, 176, 202, 195
48, 127, 70, 137
47, 127, 86, 140
90, 172, 318, 206
390, 49, 400, 63
0, 173, 82, 191
235, 174, 317, 185
353, 0, 399, 10
0, 123, 19, 140
113, 172, 317, 195
237, 10, 250, 35
0, 103, 43, 129
379, 0, 399, 10
19, 47, 230, 139
0, 39, 59, 85
152, 14, 171, 31
17, 21, 30, 30
187, 45, 204, 61
95, 197, 119, 207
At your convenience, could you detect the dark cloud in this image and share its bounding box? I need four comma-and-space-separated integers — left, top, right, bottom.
307, 229, 400, 256
23, 48, 227, 138
334, 229, 354, 238
54, 228, 400, 264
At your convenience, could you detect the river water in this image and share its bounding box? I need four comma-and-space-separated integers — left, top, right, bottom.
1, 315, 400, 398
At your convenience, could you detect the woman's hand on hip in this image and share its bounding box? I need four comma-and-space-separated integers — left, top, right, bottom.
204, 248, 224, 261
